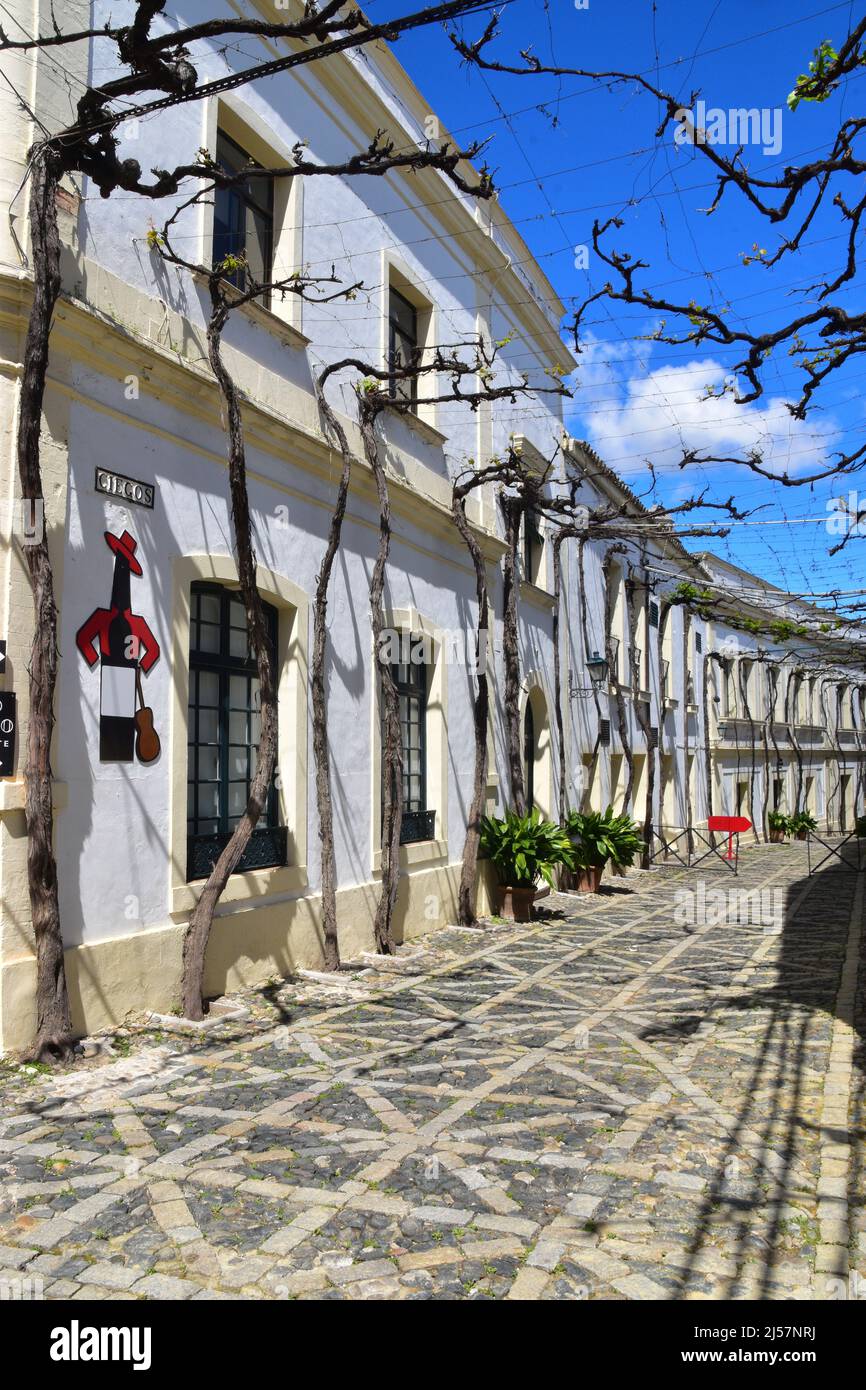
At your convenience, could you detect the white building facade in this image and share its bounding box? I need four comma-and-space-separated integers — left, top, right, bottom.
0, 3, 863, 1052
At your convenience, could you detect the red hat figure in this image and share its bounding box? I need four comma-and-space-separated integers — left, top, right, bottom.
76, 530, 160, 762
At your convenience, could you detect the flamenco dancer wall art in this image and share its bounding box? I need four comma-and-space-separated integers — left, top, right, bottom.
76, 529, 161, 763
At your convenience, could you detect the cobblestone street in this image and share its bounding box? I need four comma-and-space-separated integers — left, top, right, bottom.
1, 841, 863, 1301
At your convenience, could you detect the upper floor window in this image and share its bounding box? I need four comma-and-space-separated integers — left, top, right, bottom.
213, 130, 274, 303
522, 510, 544, 587
606, 562, 625, 682
721, 661, 736, 717
739, 659, 754, 713
187, 583, 285, 880
388, 286, 419, 407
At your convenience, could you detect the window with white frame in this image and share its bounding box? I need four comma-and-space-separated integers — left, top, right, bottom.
213, 129, 274, 302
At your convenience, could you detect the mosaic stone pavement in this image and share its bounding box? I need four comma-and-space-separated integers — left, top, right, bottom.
1, 840, 864, 1301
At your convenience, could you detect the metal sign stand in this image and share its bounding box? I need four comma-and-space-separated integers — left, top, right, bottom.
649, 825, 740, 875
806, 829, 864, 876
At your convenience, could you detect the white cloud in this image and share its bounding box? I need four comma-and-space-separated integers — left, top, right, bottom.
566, 338, 838, 482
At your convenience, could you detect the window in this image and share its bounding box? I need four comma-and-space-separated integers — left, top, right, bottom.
607, 563, 625, 682
213, 130, 274, 303
740, 659, 753, 713
388, 286, 419, 407
722, 661, 736, 717
522, 510, 543, 586
390, 656, 435, 844
187, 583, 286, 880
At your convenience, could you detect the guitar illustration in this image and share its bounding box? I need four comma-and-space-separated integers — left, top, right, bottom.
134, 667, 160, 763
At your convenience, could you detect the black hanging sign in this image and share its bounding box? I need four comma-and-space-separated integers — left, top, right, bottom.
94, 468, 155, 509
0, 691, 16, 777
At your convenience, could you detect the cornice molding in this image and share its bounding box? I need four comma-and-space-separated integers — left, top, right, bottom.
0, 270, 508, 569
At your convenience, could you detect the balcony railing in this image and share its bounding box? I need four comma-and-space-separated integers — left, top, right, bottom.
608, 635, 620, 679
188, 826, 287, 882
400, 808, 436, 845
660, 658, 670, 700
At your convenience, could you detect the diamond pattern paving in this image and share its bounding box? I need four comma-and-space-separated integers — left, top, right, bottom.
0, 840, 864, 1300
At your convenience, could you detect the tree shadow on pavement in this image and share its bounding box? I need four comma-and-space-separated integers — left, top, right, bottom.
640, 843, 864, 1300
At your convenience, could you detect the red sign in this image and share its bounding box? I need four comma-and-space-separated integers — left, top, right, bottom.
708, 814, 751, 860
707, 816, 751, 833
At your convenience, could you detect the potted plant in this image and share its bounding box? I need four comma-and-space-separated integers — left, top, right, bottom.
788, 810, 817, 840
479, 808, 574, 921
768, 810, 789, 843
565, 806, 644, 893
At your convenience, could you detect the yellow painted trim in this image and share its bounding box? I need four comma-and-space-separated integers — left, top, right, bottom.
1, 858, 474, 1053
0, 780, 68, 815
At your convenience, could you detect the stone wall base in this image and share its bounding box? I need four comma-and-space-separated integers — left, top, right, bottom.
1, 860, 492, 1055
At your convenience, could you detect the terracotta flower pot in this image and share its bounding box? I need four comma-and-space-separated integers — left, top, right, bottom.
769, 829, 785, 843
575, 864, 604, 894
795, 830, 807, 840
494, 884, 536, 922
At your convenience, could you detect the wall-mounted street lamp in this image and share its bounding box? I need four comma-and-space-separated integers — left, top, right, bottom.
570, 651, 610, 700
586, 651, 609, 684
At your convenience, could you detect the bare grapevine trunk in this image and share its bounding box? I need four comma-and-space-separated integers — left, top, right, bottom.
576, 538, 602, 810
738, 660, 760, 844
181, 292, 278, 1017
626, 569, 655, 867
501, 495, 525, 814
703, 641, 718, 843
552, 534, 567, 823
18, 148, 74, 1060
786, 671, 805, 810
451, 486, 490, 926
311, 384, 354, 970
683, 611, 697, 850
361, 408, 402, 954
603, 547, 632, 813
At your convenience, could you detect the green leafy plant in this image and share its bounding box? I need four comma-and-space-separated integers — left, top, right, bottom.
565, 806, 644, 870
855, 815, 866, 838
768, 810, 790, 834
788, 39, 841, 111
479, 808, 574, 888
788, 810, 817, 835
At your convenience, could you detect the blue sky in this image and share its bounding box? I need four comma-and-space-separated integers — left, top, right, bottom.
392, 0, 866, 608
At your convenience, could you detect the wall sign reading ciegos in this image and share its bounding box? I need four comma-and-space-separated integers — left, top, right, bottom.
94, 468, 155, 509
